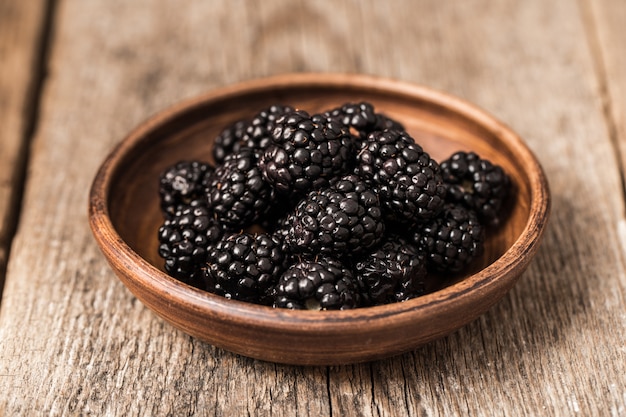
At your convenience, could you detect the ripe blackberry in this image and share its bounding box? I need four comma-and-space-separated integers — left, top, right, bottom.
353, 235, 427, 306
259, 110, 353, 195
159, 160, 213, 218
212, 105, 294, 164
273, 257, 358, 310
212, 120, 248, 165
206, 149, 274, 228
356, 129, 446, 224
324, 101, 405, 138
440, 151, 511, 225
204, 233, 288, 304
324, 102, 377, 133
243, 104, 295, 151
157, 200, 224, 287
412, 203, 485, 273
282, 174, 385, 258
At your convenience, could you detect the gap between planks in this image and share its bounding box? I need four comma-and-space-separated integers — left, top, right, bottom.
0, 0, 58, 302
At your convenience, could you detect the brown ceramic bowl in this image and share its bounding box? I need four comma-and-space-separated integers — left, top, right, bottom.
88, 73, 550, 365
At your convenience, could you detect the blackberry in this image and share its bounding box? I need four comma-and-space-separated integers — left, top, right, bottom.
159, 160, 213, 218
157, 200, 224, 287
273, 257, 358, 310
440, 151, 511, 225
412, 203, 485, 273
324, 101, 405, 138
356, 129, 446, 224
353, 235, 427, 306
212, 105, 294, 164
204, 233, 288, 304
243, 104, 295, 151
282, 174, 385, 258
206, 149, 274, 228
259, 110, 353, 195
324, 102, 377, 133
270, 203, 306, 257
213, 120, 248, 165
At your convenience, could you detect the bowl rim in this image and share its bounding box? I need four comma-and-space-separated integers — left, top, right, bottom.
89, 72, 551, 333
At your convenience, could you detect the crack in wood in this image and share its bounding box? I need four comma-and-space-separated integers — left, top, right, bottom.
0, 0, 58, 302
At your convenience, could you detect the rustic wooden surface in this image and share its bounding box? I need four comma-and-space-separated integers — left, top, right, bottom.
0, 0, 49, 293
0, 0, 624, 415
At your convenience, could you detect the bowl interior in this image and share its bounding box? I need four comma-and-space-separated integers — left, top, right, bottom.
107, 82, 532, 291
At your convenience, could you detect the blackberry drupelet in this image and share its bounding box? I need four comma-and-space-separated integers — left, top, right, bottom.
356, 129, 446, 224
440, 151, 511, 225
206, 149, 275, 228
273, 257, 358, 310
157, 200, 224, 287
412, 203, 485, 273
159, 160, 213, 218
282, 174, 385, 258
259, 110, 353, 195
204, 232, 288, 304
353, 235, 427, 306
212, 105, 294, 164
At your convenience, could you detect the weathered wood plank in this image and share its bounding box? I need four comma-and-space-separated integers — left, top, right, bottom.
0, 0, 49, 295
0, 0, 625, 416
329, 3, 626, 416
587, 0, 626, 207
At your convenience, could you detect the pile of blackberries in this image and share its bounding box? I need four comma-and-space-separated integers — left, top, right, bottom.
157, 102, 512, 310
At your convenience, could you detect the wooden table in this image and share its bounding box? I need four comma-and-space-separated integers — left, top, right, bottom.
1, 1, 625, 415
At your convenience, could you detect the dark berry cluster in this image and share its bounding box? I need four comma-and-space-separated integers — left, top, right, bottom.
259, 110, 354, 194
156, 102, 512, 310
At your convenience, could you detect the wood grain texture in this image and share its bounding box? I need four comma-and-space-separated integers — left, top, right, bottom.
587, 0, 626, 208
0, 0, 625, 415
0, 0, 48, 293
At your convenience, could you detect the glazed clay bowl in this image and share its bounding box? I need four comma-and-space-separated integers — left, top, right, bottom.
88, 73, 550, 365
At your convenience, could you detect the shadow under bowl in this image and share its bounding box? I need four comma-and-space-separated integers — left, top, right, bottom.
88, 73, 550, 365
